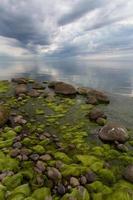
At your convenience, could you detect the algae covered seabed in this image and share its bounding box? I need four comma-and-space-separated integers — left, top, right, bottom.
0, 78, 133, 200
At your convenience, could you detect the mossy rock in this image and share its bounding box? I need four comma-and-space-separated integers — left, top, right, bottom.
14, 126, 22, 133
0, 81, 10, 93
9, 193, 25, 200
32, 145, 45, 154
61, 186, 90, 200
25, 198, 36, 200
0, 184, 6, 200
3, 130, 17, 140
106, 190, 133, 200
61, 164, 88, 177
31, 187, 52, 200
0, 139, 13, 149
0, 105, 10, 127
87, 181, 112, 195
54, 152, 72, 163
0, 155, 19, 171
3, 173, 23, 190
98, 169, 116, 184
9, 184, 30, 198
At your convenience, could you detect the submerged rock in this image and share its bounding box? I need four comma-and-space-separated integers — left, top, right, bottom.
123, 165, 133, 183
0, 105, 10, 127
54, 82, 77, 95
99, 122, 129, 143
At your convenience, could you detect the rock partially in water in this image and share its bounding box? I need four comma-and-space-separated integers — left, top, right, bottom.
54, 82, 77, 95
99, 122, 129, 143
15, 84, 28, 96
0, 105, 10, 127
86, 95, 98, 105
87, 108, 106, 121
12, 77, 28, 84
123, 165, 133, 183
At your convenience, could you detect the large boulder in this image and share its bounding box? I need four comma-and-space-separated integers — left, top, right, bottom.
0, 105, 10, 127
123, 164, 133, 183
15, 84, 28, 96
99, 122, 129, 143
54, 82, 77, 95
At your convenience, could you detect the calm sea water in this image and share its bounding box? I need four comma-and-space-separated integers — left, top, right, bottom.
0, 58, 133, 128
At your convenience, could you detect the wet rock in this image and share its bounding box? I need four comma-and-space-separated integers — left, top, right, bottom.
47, 167, 62, 181
123, 165, 133, 183
13, 115, 27, 125
80, 176, 87, 185
99, 122, 129, 143
12, 77, 28, 84
0, 105, 10, 127
96, 117, 106, 126
85, 171, 96, 183
30, 153, 39, 161
87, 108, 106, 121
28, 89, 41, 97
116, 143, 128, 152
36, 161, 46, 172
77, 87, 90, 95
87, 89, 109, 104
57, 184, 66, 195
15, 84, 28, 96
10, 149, 20, 157
70, 177, 80, 187
32, 83, 45, 90
48, 81, 58, 88
54, 82, 77, 95
40, 154, 52, 161
86, 95, 98, 105
13, 142, 22, 149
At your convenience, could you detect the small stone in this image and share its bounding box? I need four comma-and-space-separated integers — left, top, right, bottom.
43, 132, 51, 138
55, 161, 64, 169
15, 84, 28, 96
116, 143, 128, 152
85, 171, 96, 183
40, 154, 52, 161
30, 153, 39, 161
87, 108, 106, 121
96, 117, 106, 126
47, 167, 62, 180
28, 89, 41, 97
36, 175, 44, 186
57, 184, 66, 195
80, 176, 87, 185
123, 165, 133, 183
14, 115, 27, 125
36, 161, 46, 172
20, 148, 31, 156
86, 95, 98, 105
13, 142, 22, 149
10, 149, 20, 157
39, 135, 47, 140
70, 177, 80, 187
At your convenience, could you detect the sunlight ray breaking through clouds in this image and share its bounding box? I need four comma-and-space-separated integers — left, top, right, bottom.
0, 0, 133, 59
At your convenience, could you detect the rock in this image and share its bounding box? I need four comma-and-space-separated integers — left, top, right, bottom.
12, 77, 28, 84
40, 154, 52, 161
43, 132, 51, 138
123, 165, 133, 183
87, 108, 106, 121
13, 115, 27, 125
36, 175, 44, 186
80, 176, 87, 185
36, 161, 46, 172
54, 82, 77, 95
57, 184, 66, 195
32, 83, 45, 90
10, 149, 20, 157
48, 81, 58, 88
28, 89, 41, 97
77, 87, 90, 95
99, 122, 129, 143
47, 167, 62, 181
116, 143, 128, 152
87, 89, 109, 104
85, 171, 96, 183
0, 105, 10, 127
96, 118, 106, 126
70, 177, 80, 187
15, 84, 28, 96
13, 142, 22, 149
86, 95, 98, 105
30, 154, 39, 161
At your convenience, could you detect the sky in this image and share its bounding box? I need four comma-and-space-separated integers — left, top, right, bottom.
0, 0, 133, 59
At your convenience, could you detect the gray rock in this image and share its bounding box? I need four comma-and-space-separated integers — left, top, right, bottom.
36, 161, 46, 172
10, 149, 20, 157
85, 171, 96, 183
57, 184, 66, 195
99, 122, 129, 143
40, 154, 52, 161
13, 142, 22, 149
123, 165, 133, 183
47, 167, 62, 180
70, 177, 80, 187
80, 176, 87, 185
30, 153, 39, 161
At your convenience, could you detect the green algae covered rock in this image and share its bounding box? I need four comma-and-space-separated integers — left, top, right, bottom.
3, 130, 17, 140
61, 186, 90, 200
9, 184, 31, 198
61, 164, 87, 177
54, 152, 72, 164
0, 154, 19, 171
106, 190, 133, 200
0, 80, 10, 93
31, 187, 52, 200
25, 198, 36, 200
98, 169, 116, 184
32, 145, 45, 154
0, 139, 13, 149
0, 184, 6, 200
0, 105, 10, 127
3, 173, 23, 190
87, 181, 112, 195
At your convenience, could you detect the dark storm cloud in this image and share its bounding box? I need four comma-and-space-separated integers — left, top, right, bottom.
58, 0, 104, 26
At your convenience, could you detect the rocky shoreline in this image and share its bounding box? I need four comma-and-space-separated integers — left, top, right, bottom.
0, 77, 133, 200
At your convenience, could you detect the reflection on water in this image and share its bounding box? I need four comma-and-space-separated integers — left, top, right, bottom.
0, 58, 133, 96
0, 58, 133, 128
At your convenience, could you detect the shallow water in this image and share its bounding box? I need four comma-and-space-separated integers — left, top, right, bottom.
0, 58, 133, 128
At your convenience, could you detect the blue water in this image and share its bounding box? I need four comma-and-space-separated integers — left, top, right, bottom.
0, 58, 133, 128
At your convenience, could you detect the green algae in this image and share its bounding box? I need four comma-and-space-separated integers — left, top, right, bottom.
31, 187, 52, 200
0, 154, 19, 171
3, 173, 23, 190
32, 145, 45, 154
